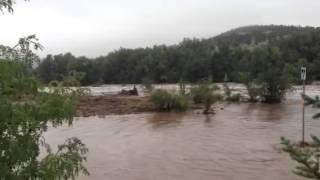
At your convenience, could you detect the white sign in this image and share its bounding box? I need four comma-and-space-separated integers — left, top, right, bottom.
301, 67, 307, 81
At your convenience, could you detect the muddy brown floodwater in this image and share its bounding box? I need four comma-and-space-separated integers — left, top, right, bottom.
44, 97, 320, 180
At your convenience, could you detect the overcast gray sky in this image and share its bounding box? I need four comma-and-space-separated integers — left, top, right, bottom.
0, 0, 319, 57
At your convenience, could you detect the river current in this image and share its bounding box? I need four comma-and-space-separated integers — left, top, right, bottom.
44, 84, 320, 180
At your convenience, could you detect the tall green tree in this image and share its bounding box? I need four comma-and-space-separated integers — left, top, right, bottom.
245, 44, 292, 103
36, 26, 320, 86
0, 2, 89, 179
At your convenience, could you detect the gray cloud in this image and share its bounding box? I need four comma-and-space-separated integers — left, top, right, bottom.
0, 0, 319, 57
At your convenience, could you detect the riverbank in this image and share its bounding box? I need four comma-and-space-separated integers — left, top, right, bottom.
76, 95, 206, 117
76, 95, 156, 117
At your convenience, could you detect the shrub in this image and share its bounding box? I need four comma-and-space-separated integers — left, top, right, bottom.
191, 82, 219, 104
236, 72, 262, 102
178, 79, 187, 95
245, 82, 261, 102
223, 83, 241, 102
191, 81, 221, 114
203, 93, 222, 114
150, 89, 189, 111
258, 72, 291, 103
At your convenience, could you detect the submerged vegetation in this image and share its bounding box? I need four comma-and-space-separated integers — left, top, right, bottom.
34, 25, 319, 104
150, 89, 189, 112
190, 80, 221, 114
190, 80, 219, 104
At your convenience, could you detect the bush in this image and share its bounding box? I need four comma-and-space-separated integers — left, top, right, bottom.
223, 83, 241, 102
179, 79, 187, 95
245, 82, 261, 102
236, 72, 263, 102
191, 82, 221, 114
203, 93, 222, 114
191, 82, 219, 104
150, 89, 189, 111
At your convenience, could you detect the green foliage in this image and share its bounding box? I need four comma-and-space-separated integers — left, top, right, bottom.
302, 95, 320, 119
245, 83, 261, 102
178, 79, 187, 95
0, 59, 89, 179
150, 89, 189, 112
191, 81, 221, 114
234, 45, 293, 103
191, 81, 219, 104
237, 72, 261, 102
0, 3, 89, 178
61, 71, 86, 87
282, 95, 320, 179
203, 93, 222, 114
222, 83, 241, 102
252, 45, 292, 103
36, 53, 101, 86
36, 25, 320, 85
281, 136, 320, 179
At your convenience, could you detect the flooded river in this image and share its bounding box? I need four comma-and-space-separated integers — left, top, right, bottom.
44, 85, 320, 180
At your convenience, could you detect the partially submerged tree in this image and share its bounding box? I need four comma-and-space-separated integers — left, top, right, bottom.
0, 2, 89, 179
150, 89, 189, 112
237, 72, 261, 102
178, 79, 187, 96
191, 80, 221, 114
281, 95, 320, 179
235, 45, 292, 103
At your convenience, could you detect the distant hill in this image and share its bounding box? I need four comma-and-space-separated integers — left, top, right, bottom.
206, 25, 319, 46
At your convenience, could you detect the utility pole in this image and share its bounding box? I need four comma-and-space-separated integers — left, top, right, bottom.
301, 67, 307, 144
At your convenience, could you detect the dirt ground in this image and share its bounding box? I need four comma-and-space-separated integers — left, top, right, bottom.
76, 95, 157, 117
76, 95, 205, 117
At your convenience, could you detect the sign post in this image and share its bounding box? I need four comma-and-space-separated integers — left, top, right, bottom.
301, 67, 307, 144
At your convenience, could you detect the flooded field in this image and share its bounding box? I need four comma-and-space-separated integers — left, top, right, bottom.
44, 85, 320, 180
87, 83, 320, 98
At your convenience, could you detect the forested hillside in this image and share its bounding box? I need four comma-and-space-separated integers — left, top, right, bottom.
209, 25, 317, 45
36, 25, 320, 85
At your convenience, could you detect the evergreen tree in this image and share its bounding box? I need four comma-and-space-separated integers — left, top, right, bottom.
281, 95, 320, 179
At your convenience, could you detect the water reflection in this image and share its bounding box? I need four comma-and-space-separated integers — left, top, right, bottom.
256, 102, 287, 122
204, 115, 213, 124
44, 99, 320, 180
147, 112, 186, 129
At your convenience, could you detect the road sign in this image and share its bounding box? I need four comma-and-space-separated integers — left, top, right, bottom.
301, 67, 306, 80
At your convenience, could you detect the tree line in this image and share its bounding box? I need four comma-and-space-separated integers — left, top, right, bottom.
35, 25, 320, 85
